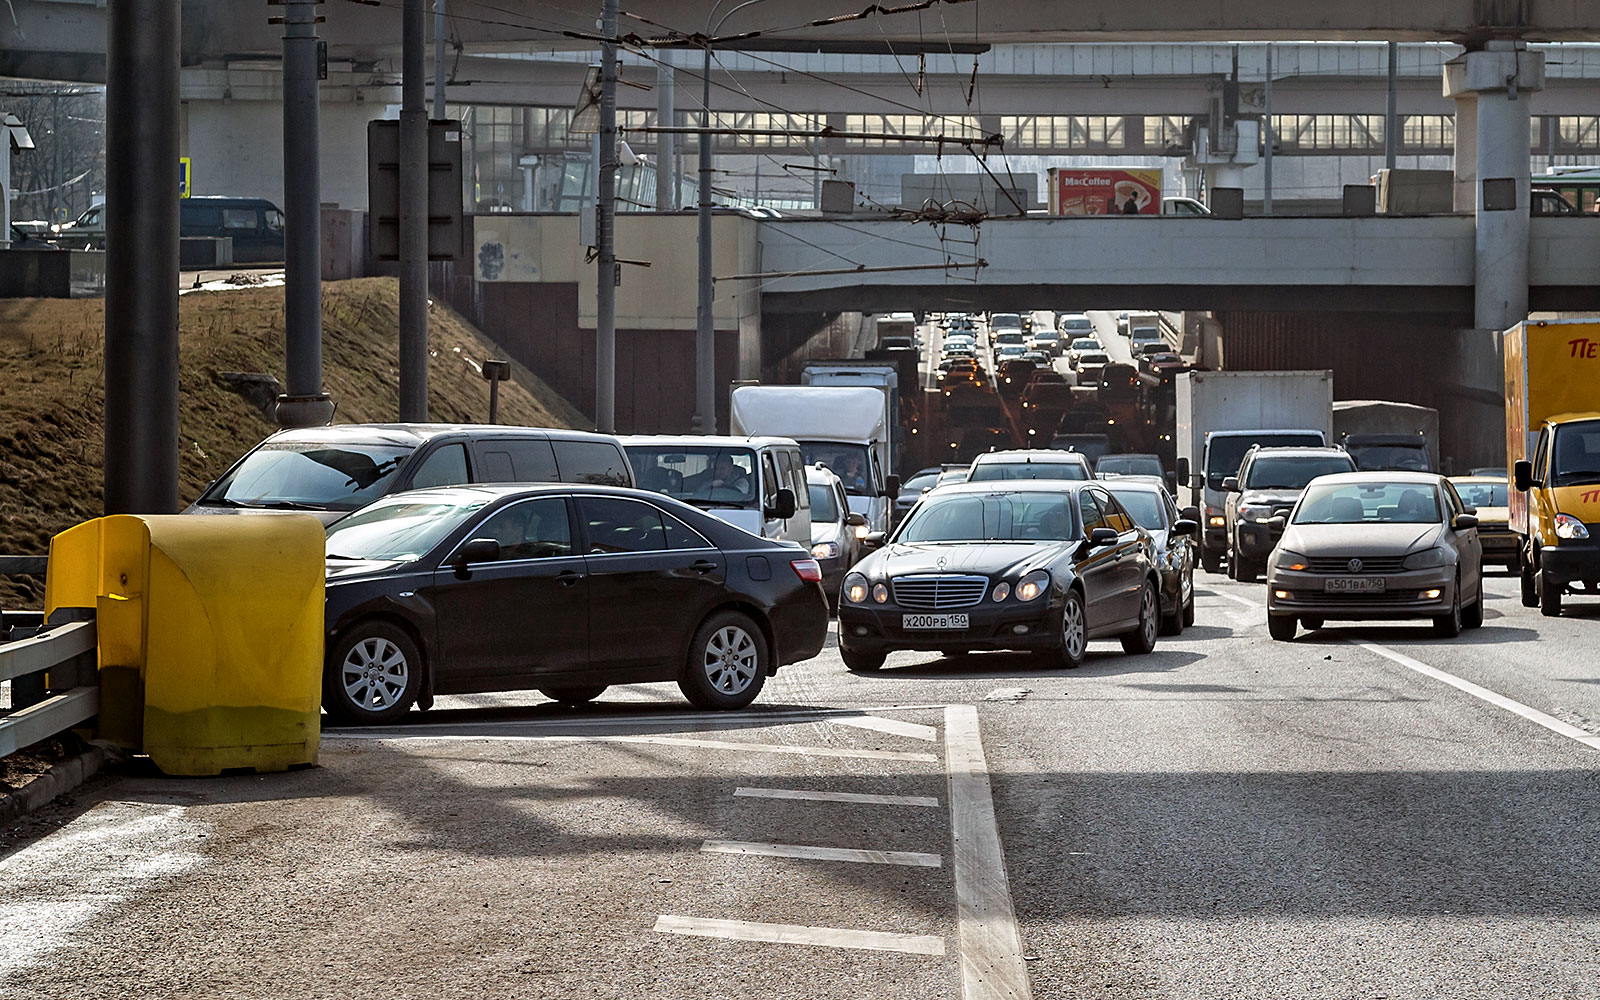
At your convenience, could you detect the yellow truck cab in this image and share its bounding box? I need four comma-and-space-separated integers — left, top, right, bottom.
1505, 319, 1600, 616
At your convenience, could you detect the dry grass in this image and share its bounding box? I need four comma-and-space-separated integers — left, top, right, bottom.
0, 277, 587, 607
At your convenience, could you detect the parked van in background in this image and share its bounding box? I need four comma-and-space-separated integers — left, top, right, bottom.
58, 196, 287, 263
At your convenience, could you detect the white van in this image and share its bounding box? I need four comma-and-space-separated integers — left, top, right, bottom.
620, 435, 812, 546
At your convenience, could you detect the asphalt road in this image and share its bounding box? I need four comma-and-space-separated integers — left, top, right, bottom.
6, 566, 1600, 998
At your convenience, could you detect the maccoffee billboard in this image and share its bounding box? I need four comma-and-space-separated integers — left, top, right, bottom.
1047, 168, 1162, 216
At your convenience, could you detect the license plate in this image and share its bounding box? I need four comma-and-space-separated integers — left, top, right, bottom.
1325, 577, 1385, 593
903, 613, 969, 630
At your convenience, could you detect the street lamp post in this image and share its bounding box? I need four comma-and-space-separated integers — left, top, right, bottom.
693, 0, 776, 432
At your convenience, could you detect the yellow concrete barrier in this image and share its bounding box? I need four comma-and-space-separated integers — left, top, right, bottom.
46, 514, 325, 776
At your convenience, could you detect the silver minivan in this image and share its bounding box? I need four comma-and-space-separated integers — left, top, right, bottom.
621, 435, 812, 547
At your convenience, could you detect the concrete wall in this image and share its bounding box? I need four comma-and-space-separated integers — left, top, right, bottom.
181, 100, 383, 210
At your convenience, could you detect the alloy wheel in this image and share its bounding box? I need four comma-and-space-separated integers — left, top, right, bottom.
341, 637, 409, 712
704, 625, 758, 695
1062, 597, 1086, 661
1140, 586, 1158, 646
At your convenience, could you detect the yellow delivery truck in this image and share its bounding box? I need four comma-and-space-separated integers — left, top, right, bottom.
1506, 318, 1600, 616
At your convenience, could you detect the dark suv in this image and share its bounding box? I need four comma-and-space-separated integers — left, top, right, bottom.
1222, 446, 1356, 581
187, 424, 634, 525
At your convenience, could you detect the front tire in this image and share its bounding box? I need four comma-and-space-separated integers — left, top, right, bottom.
1268, 615, 1297, 641
841, 648, 886, 673
1201, 547, 1223, 575
324, 621, 423, 725
679, 610, 768, 710
1301, 617, 1324, 631
1120, 581, 1159, 655
1433, 582, 1463, 637
1539, 571, 1563, 618
1181, 571, 1196, 627
1232, 543, 1257, 583
1052, 590, 1088, 669
1520, 556, 1538, 608
538, 685, 607, 706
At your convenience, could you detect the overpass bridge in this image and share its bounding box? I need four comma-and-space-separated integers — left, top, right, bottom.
754, 215, 1600, 316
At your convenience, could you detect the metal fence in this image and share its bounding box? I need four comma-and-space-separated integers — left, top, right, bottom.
1, 555, 98, 760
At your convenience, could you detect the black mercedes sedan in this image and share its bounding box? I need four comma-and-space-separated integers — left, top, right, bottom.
837, 481, 1161, 671
320, 484, 830, 723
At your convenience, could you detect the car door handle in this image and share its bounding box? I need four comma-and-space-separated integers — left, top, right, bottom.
691, 559, 719, 574
558, 570, 583, 586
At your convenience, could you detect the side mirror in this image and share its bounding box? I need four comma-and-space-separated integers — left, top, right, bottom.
862, 530, 888, 549
1513, 460, 1534, 493
1172, 518, 1198, 537
883, 474, 901, 501
1266, 515, 1287, 531
1452, 513, 1479, 531
1089, 527, 1119, 547
845, 512, 867, 527
1222, 476, 1241, 493
454, 537, 500, 574
768, 487, 797, 521
1180, 505, 1200, 523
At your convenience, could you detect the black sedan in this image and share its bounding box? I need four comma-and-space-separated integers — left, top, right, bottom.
837, 481, 1161, 671
1103, 479, 1199, 635
320, 484, 830, 723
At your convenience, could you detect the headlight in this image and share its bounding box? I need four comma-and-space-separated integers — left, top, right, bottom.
811, 542, 839, 560
844, 573, 869, 604
1555, 513, 1591, 540
992, 582, 1011, 602
872, 582, 890, 604
1015, 570, 1050, 601
854, 524, 870, 539
1402, 547, 1450, 570
1275, 549, 1309, 571
1238, 503, 1274, 521
1208, 515, 1226, 528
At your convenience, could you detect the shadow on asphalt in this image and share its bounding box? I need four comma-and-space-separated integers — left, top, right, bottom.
1290, 623, 1543, 646
883, 648, 1206, 681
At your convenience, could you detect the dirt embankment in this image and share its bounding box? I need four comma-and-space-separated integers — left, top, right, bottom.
0, 277, 587, 606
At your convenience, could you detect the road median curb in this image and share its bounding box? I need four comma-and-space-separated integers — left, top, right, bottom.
0, 741, 116, 824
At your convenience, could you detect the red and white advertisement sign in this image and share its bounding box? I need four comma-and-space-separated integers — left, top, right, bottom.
1048, 168, 1162, 216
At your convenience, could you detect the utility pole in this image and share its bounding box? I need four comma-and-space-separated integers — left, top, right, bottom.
1262, 45, 1273, 216
1385, 41, 1399, 172
595, 0, 618, 432
277, 0, 334, 428
104, 0, 180, 514
433, 0, 446, 119
654, 54, 676, 211
398, 0, 429, 421
51, 92, 62, 227
693, 34, 715, 431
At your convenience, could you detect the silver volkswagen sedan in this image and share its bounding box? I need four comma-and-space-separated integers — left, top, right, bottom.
1264, 472, 1484, 641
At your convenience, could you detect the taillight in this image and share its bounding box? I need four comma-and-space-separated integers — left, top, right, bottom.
790, 558, 823, 583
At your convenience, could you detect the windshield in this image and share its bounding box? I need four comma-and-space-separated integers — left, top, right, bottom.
624, 446, 758, 507
969, 461, 1088, 482
1063, 319, 1093, 332
206, 441, 413, 510
1070, 339, 1099, 350
1244, 456, 1355, 490
1294, 482, 1442, 525
1551, 420, 1600, 486
800, 443, 874, 496
990, 314, 1022, 330
808, 483, 839, 521
1080, 353, 1109, 365
1454, 481, 1508, 507
1106, 489, 1165, 530
1098, 456, 1164, 478
1206, 434, 1323, 491
897, 493, 1079, 543
995, 333, 1026, 345
1348, 443, 1431, 472
324, 496, 490, 561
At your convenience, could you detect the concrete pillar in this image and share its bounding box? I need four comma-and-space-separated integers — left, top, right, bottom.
1207, 164, 1246, 190
1444, 41, 1544, 331
1449, 93, 1478, 213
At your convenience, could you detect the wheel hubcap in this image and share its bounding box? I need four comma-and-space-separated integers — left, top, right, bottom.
341, 637, 408, 711
1063, 599, 1085, 659
704, 626, 758, 694
1142, 587, 1157, 643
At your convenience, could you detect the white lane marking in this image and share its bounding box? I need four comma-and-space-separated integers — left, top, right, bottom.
653, 915, 946, 956
1208, 589, 1263, 609
0, 802, 209, 980
945, 705, 1033, 1000
982, 687, 1030, 703
327, 731, 940, 762
734, 786, 940, 808
1355, 640, 1600, 752
702, 840, 943, 868
324, 703, 949, 737
830, 715, 939, 742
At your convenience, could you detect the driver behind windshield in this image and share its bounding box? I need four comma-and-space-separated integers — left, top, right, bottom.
683, 453, 751, 497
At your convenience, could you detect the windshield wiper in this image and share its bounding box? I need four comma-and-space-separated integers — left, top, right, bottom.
196, 496, 250, 508
254, 500, 329, 511
324, 553, 365, 561
685, 499, 751, 510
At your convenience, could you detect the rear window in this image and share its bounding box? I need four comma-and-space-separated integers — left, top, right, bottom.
969, 461, 1089, 482
552, 440, 632, 486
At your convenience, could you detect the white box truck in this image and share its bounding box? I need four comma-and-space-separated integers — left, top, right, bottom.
1176, 370, 1334, 573
730, 385, 902, 534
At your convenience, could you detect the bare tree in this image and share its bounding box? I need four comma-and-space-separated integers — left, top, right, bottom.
3, 83, 106, 227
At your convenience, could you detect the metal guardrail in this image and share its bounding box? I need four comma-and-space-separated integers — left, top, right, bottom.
0, 619, 98, 757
